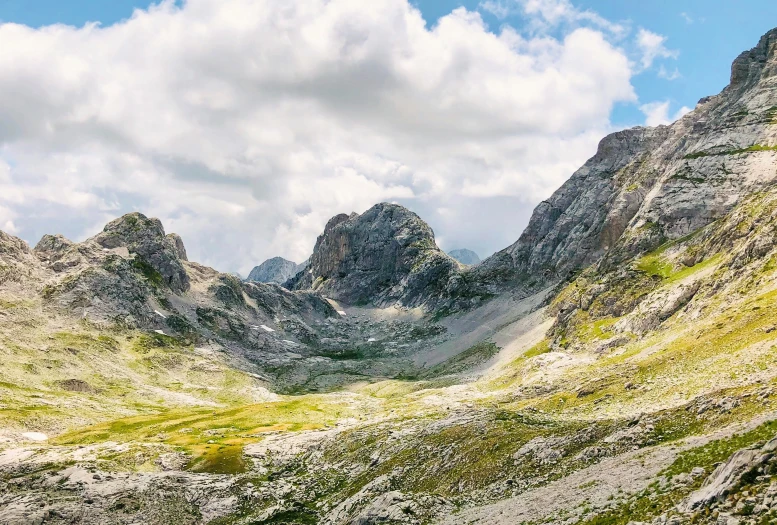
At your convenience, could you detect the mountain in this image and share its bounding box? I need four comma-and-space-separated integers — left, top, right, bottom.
472, 27, 777, 297
3, 27, 777, 525
448, 248, 481, 265
291, 203, 461, 309
246, 256, 299, 284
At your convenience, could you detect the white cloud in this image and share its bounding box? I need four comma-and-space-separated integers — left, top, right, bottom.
480, 0, 627, 37
657, 65, 682, 80
640, 101, 691, 127
636, 28, 679, 70
680, 12, 694, 24
0, 0, 638, 273
480, 1, 512, 19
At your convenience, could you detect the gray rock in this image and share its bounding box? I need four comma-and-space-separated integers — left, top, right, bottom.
92, 212, 190, 293
292, 203, 461, 309
247, 256, 299, 284
448, 249, 481, 265
686, 439, 774, 510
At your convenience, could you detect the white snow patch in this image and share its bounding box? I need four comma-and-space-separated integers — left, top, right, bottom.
367, 338, 377, 342
22, 432, 48, 442
154, 310, 167, 319
282, 340, 299, 346
260, 325, 275, 333
154, 330, 165, 335
337, 311, 347, 316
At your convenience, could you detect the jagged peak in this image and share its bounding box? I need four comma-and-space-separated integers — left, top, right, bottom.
294, 201, 457, 308
0, 230, 33, 264
729, 26, 777, 89
34, 234, 73, 254
91, 212, 190, 293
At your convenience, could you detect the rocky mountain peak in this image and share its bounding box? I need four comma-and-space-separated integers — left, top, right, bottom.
729, 27, 777, 89
448, 249, 481, 266
91, 212, 190, 293
293, 202, 459, 308
247, 256, 299, 284
0, 230, 33, 264
34, 234, 73, 255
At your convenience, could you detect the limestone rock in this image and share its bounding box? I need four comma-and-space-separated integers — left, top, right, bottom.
686, 437, 777, 510
471, 26, 777, 297
448, 249, 481, 266
91, 212, 190, 293
293, 203, 460, 309
247, 256, 299, 284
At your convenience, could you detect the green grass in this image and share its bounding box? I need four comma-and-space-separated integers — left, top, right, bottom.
130, 256, 165, 288
53, 396, 355, 473
684, 144, 777, 159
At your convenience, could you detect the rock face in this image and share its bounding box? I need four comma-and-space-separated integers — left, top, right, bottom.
685, 437, 777, 511
247, 257, 299, 284
448, 249, 481, 265
472, 27, 777, 294
292, 203, 460, 308
92, 213, 190, 293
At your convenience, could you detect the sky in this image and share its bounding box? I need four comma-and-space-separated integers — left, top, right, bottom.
0, 0, 775, 275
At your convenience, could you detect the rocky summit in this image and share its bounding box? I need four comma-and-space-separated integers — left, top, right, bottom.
3, 27, 777, 525
246, 256, 300, 284
291, 203, 461, 310
448, 249, 481, 266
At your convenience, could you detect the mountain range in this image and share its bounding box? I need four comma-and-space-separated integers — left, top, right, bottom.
2, 26, 777, 525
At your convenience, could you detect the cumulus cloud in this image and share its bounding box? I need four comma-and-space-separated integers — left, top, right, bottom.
640, 101, 691, 127
0, 0, 639, 273
636, 28, 679, 70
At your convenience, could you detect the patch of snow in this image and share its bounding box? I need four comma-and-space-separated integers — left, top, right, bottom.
260, 325, 275, 333
154, 330, 165, 335
154, 310, 167, 319
337, 310, 347, 316
367, 337, 377, 342
22, 432, 48, 442
282, 340, 299, 346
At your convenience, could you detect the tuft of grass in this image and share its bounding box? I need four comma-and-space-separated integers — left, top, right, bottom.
684, 144, 777, 159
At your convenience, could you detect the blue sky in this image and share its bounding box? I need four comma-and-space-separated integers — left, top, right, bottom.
2, 0, 775, 128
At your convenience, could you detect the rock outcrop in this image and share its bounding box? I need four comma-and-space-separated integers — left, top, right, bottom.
448, 249, 481, 266
92, 213, 190, 293
247, 256, 299, 284
292, 203, 460, 309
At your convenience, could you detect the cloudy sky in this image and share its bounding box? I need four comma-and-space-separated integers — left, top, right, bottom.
1, 0, 775, 275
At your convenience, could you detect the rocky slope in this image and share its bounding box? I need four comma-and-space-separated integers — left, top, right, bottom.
246, 256, 300, 284
448, 249, 481, 266
472, 27, 777, 297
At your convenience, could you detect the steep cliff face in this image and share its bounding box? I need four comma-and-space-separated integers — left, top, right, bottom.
473, 27, 777, 293
293, 203, 461, 308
